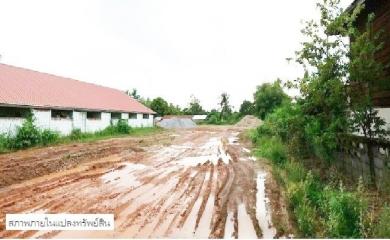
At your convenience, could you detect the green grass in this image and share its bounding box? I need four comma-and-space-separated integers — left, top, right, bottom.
0, 118, 164, 154
252, 133, 370, 238
61, 127, 163, 144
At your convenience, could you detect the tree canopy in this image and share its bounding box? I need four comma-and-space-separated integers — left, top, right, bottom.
183, 96, 206, 115
253, 80, 289, 120
239, 100, 254, 116
150, 97, 169, 116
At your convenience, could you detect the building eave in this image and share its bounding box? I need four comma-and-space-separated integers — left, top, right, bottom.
0, 103, 155, 115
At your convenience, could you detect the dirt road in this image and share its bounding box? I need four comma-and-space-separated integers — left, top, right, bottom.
0, 127, 279, 238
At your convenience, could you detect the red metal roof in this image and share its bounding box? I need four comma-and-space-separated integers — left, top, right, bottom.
0, 64, 155, 114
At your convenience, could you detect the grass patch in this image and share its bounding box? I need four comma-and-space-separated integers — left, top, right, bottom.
0, 118, 163, 153
252, 134, 372, 238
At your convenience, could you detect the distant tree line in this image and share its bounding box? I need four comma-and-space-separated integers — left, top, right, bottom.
125, 82, 289, 124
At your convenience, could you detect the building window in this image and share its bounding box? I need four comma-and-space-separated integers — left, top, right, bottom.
0, 107, 30, 118
51, 110, 73, 120
111, 112, 121, 119
87, 112, 101, 120
143, 114, 149, 119
129, 113, 137, 119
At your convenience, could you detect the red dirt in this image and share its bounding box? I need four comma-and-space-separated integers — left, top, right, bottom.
0, 127, 287, 238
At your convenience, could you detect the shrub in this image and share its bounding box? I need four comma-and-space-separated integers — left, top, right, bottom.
284, 160, 306, 183
69, 128, 87, 140
323, 186, 366, 238
288, 172, 322, 207
207, 114, 220, 125
287, 172, 326, 237
287, 182, 318, 237
40, 129, 60, 146
256, 136, 287, 166
375, 205, 390, 238
98, 120, 132, 136
205, 111, 241, 125
0, 134, 10, 152
295, 198, 317, 237
254, 102, 308, 158
115, 119, 132, 134
12, 116, 41, 149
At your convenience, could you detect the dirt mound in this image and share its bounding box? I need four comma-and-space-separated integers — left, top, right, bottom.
235, 115, 262, 128
157, 118, 197, 129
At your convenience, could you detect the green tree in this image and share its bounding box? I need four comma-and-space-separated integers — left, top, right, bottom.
254, 80, 289, 120
219, 92, 232, 121
141, 98, 152, 108
288, 0, 362, 161
239, 100, 254, 116
167, 103, 183, 115
126, 88, 141, 100
184, 95, 206, 115
150, 97, 169, 116
348, 13, 389, 186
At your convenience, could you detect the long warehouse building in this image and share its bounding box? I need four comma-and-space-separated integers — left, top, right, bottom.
0, 63, 155, 135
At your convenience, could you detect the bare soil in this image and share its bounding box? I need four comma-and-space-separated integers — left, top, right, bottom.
0, 126, 291, 238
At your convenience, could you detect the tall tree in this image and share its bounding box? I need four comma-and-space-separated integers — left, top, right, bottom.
254, 80, 289, 120
126, 88, 141, 100
289, 0, 360, 161
219, 92, 232, 120
150, 97, 169, 116
348, 13, 389, 186
167, 103, 183, 115
184, 95, 206, 115
239, 100, 254, 116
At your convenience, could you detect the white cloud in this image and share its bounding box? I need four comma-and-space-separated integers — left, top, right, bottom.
0, 0, 353, 110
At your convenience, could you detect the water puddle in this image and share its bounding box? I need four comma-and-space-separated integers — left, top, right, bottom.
224, 211, 235, 238
101, 163, 146, 188
176, 137, 232, 166
237, 203, 257, 238
256, 173, 276, 238
194, 194, 215, 238
228, 137, 239, 145
171, 197, 204, 238
242, 147, 250, 153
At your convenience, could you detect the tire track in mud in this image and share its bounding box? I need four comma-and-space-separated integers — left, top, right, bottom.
0, 128, 277, 239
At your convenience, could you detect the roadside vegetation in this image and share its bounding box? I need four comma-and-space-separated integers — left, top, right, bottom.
0, 115, 162, 153
247, 0, 390, 237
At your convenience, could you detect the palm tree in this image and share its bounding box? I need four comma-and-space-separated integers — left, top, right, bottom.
219, 92, 230, 121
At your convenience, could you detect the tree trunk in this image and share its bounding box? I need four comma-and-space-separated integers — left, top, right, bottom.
367, 141, 377, 188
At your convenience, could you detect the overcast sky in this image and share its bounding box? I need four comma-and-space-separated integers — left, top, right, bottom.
0, 0, 352, 111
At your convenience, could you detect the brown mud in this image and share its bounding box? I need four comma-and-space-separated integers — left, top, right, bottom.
0, 126, 289, 238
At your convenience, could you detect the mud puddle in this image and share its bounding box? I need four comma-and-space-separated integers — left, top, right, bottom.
0, 128, 277, 239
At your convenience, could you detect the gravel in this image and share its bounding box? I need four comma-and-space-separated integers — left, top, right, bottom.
157, 118, 197, 129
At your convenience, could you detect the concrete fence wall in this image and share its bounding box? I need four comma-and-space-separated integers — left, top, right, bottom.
337, 135, 390, 191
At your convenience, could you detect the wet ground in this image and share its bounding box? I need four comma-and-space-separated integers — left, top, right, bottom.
0, 127, 278, 238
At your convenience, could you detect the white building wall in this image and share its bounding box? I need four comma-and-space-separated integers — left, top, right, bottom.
121, 113, 129, 120
377, 108, 390, 130
33, 109, 75, 136
146, 114, 154, 127
50, 119, 73, 135
73, 111, 87, 132
128, 113, 154, 128
32, 109, 51, 130
85, 112, 111, 133
0, 118, 25, 135
0, 109, 154, 136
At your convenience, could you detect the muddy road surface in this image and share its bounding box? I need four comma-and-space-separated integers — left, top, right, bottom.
0, 127, 278, 238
